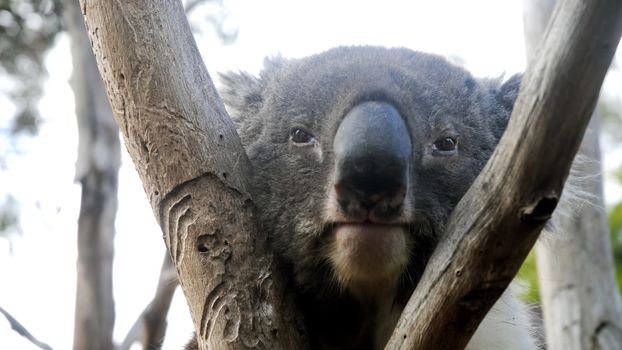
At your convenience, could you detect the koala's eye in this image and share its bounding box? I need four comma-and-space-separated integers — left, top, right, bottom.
432, 136, 457, 155
290, 127, 315, 145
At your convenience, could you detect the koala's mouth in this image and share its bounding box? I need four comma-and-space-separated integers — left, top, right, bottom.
333, 222, 406, 235
327, 222, 410, 286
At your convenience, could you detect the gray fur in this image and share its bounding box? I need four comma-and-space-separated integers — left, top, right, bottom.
218, 46, 526, 349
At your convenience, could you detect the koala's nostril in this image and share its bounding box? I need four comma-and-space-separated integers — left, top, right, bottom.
333, 101, 411, 217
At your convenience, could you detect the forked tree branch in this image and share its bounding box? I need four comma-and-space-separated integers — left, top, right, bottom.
385, 0, 622, 349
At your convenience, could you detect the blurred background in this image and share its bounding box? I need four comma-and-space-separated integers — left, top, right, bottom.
0, 0, 620, 349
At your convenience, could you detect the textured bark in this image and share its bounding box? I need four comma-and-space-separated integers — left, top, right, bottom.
119, 255, 179, 350
66, 0, 120, 349
79, 1, 307, 349
385, 1, 622, 349
524, 1, 622, 348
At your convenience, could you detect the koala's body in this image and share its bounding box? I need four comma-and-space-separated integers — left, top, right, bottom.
213, 46, 537, 350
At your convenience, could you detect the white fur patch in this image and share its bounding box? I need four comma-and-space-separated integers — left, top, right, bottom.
328, 224, 409, 291
466, 286, 538, 350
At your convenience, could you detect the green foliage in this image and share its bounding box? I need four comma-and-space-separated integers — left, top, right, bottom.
0, 0, 236, 137
517, 250, 540, 303
517, 191, 622, 303
0, 1, 61, 250
0, 0, 63, 135
609, 200, 622, 291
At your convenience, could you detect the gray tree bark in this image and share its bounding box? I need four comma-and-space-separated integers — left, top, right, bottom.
66, 0, 120, 349
78, 1, 307, 349
523, 1, 622, 348
386, 1, 622, 349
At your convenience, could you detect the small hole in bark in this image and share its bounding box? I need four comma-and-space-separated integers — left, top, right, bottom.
224, 239, 229, 246
521, 196, 558, 224
219, 134, 224, 140
222, 172, 228, 179
197, 235, 210, 253
403, 334, 407, 339
272, 328, 278, 337
119, 72, 125, 81
154, 190, 159, 196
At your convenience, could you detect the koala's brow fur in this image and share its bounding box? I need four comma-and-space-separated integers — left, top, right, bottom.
217, 46, 540, 350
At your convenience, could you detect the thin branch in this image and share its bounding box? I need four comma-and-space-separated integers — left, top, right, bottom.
0, 306, 54, 350
119, 254, 179, 350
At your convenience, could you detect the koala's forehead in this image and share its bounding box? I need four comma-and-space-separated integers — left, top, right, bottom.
260, 46, 479, 129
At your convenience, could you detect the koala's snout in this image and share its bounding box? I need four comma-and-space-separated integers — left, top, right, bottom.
333, 101, 411, 221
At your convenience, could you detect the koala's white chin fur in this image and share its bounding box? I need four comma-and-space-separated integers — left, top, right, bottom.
328, 223, 409, 290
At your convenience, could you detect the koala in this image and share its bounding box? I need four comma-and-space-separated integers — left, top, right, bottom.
195, 46, 539, 350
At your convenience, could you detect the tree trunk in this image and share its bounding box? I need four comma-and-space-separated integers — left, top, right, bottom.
66, 0, 120, 349
524, 2, 622, 348
78, 1, 307, 349
386, 1, 622, 349
537, 118, 622, 349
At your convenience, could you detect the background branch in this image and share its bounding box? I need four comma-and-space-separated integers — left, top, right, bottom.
0, 306, 54, 350
119, 255, 179, 350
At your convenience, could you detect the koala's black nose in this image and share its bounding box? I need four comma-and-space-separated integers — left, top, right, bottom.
333, 101, 411, 216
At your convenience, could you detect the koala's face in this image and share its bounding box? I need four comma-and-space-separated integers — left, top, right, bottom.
221, 46, 519, 296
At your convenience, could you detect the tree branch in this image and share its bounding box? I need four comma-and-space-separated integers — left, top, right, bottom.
386, 0, 622, 349
523, 0, 622, 348
119, 254, 179, 350
0, 306, 54, 350
79, 1, 307, 349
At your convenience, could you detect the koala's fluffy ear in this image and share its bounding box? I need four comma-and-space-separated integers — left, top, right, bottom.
219, 56, 287, 145
219, 71, 265, 119
219, 55, 287, 120
486, 74, 522, 140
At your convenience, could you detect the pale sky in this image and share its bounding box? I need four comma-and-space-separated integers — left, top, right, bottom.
1, 1, 621, 349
